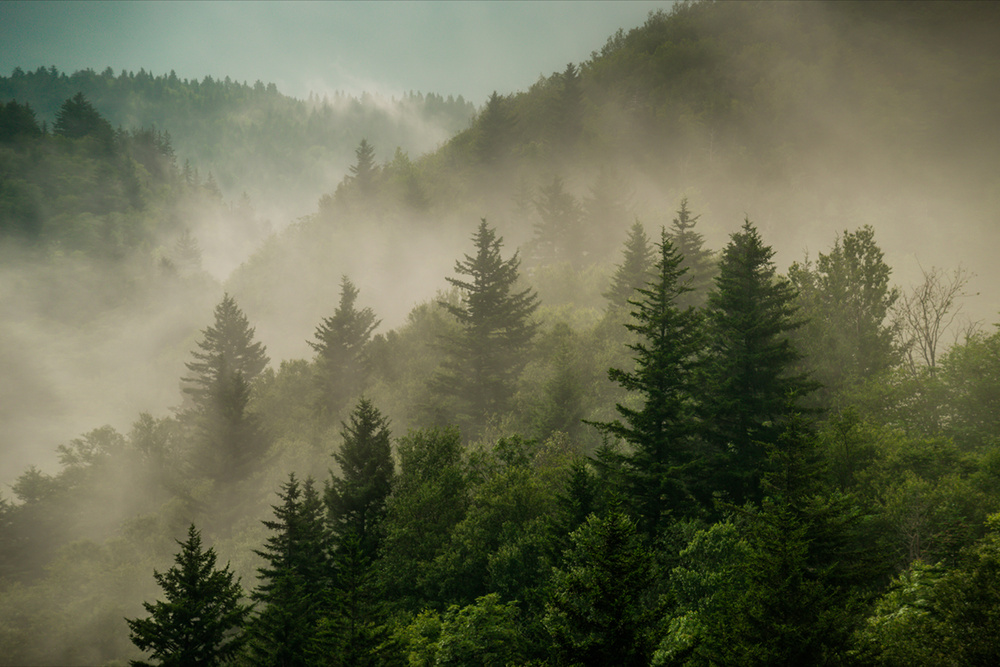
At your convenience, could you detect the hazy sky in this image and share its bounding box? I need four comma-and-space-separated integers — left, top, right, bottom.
1, 1, 674, 105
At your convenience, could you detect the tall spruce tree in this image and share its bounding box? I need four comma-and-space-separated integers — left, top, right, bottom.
604, 220, 655, 310
475, 92, 516, 165
325, 398, 394, 560
248, 474, 332, 666
325, 399, 395, 666
529, 175, 584, 267
704, 219, 814, 504
668, 198, 716, 308
349, 138, 377, 197
432, 219, 539, 433
182, 293, 269, 482
591, 229, 707, 531
309, 276, 380, 420
127, 525, 251, 667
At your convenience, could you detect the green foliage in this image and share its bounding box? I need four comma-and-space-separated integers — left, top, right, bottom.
309, 276, 380, 420
592, 228, 708, 530
397, 594, 525, 667
528, 175, 584, 267
182, 293, 269, 482
856, 514, 1000, 665
54, 92, 114, 149
378, 428, 469, 611
667, 198, 715, 309
126, 524, 251, 666
704, 218, 814, 504
604, 219, 654, 310
248, 474, 332, 666
0, 99, 41, 141
326, 398, 394, 560
432, 220, 539, 433
790, 225, 900, 406
544, 508, 657, 667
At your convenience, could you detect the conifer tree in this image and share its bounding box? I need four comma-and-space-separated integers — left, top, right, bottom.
529, 175, 584, 267
475, 92, 516, 165
591, 229, 707, 530
182, 293, 269, 482
127, 525, 251, 667
704, 219, 815, 504
544, 508, 656, 667
604, 220, 655, 310
248, 475, 332, 666
433, 219, 539, 433
309, 276, 380, 420
53, 92, 114, 149
326, 397, 394, 560
349, 138, 377, 197
668, 198, 716, 308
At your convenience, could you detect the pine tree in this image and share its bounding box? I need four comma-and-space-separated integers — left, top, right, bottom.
553, 62, 583, 147
182, 293, 269, 482
349, 138, 377, 197
604, 220, 655, 310
248, 475, 332, 666
325, 398, 394, 560
126, 525, 251, 667
668, 197, 716, 308
591, 229, 707, 531
53, 92, 114, 149
432, 219, 539, 433
474, 92, 516, 165
309, 276, 380, 420
529, 175, 584, 267
322, 399, 395, 665
704, 219, 815, 504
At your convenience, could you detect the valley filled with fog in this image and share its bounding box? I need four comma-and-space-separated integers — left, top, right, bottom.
2, 2, 1000, 664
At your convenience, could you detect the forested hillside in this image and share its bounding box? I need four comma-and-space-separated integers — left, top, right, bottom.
0, 66, 475, 221
2, 1, 1000, 665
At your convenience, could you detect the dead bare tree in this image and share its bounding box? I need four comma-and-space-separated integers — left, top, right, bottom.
895, 266, 975, 375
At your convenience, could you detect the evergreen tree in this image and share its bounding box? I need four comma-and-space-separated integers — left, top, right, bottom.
529, 175, 584, 267
604, 220, 655, 310
182, 293, 269, 482
248, 475, 332, 666
309, 276, 380, 420
326, 397, 394, 560
173, 228, 202, 274
474, 91, 516, 165
553, 62, 583, 147
0, 99, 42, 142
348, 138, 377, 197
126, 525, 251, 667
544, 508, 657, 667
591, 229, 707, 531
53, 92, 114, 149
377, 427, 469, 611
432, 219, 539, 433
323, 399, 395, 666
668, 197, 716, 308
704, 219, 815, 504
582, 166, 632, 263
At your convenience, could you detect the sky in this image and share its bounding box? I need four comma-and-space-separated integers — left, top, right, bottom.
1, 1, 675, 105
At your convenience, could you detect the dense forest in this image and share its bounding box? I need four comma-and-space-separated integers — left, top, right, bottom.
2, 1, 1000, 665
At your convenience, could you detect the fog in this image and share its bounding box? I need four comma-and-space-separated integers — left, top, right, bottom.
1, 1, 999, 663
